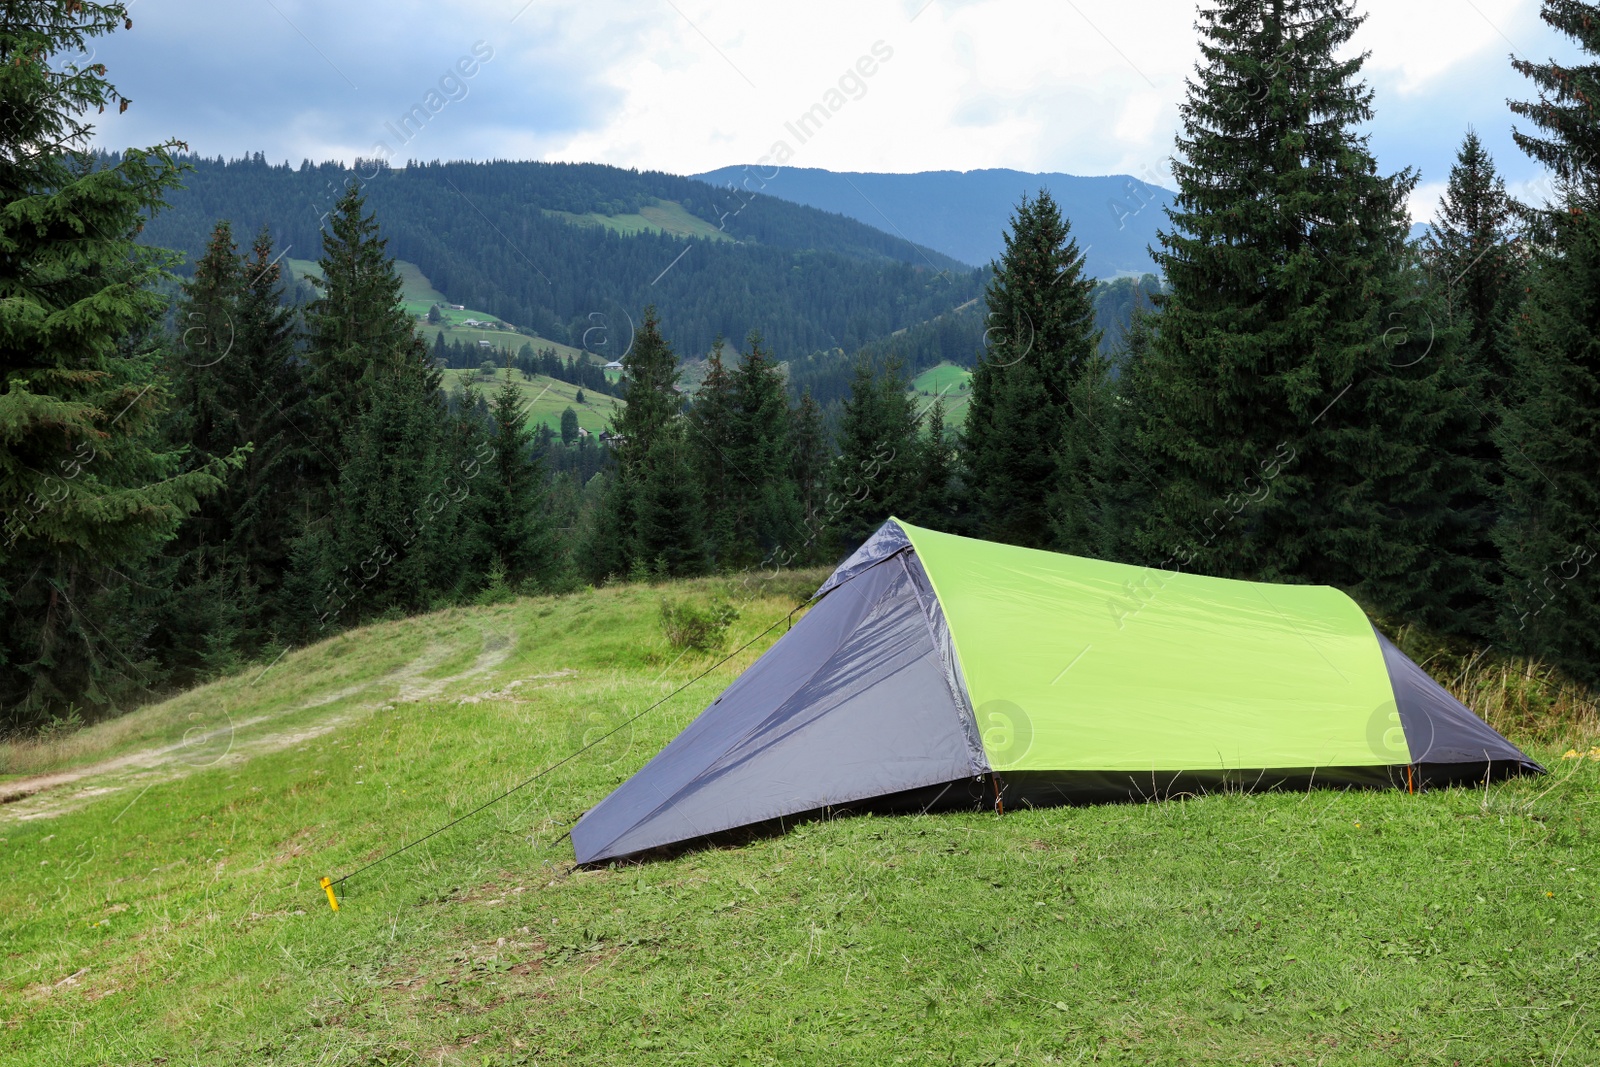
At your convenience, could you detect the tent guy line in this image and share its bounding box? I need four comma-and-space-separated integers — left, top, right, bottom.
317, 602, 803, 907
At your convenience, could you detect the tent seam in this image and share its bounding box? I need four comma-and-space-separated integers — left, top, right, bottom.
896, 549, 989, 777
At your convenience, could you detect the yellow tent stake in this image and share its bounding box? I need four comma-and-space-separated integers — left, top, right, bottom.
320, 876, 340, 912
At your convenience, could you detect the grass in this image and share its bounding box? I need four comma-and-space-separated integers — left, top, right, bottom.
2, 573, 1597, 1066
909, 362, 973, 428
443, 367, 623, 434
544, 199, 734, 244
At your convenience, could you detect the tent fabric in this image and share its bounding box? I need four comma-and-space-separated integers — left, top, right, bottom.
1373, 628, 1541, 774
570, 553, 982, 865
900, 523, 1404, 772
573, 518, 1542, 865
813, 519, 913, 598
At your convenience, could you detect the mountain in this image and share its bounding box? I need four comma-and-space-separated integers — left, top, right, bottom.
135, 155, 982, 361
692, 166, 1175, 277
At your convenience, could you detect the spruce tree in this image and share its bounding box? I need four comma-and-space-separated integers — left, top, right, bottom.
1055, 303, 1159, 563
1509, 0, 1600, 210
912, 399, 957, 530
686, 336, 737, 561
288, 186, 451, 628
610, 307, 681, 461
724, 333, 800, 565
229, 226, 313, 620
1049, 352, 1122, 558
0, 4, 229, 725
474, 374, 558, 590
829, 361, 922, 549
1423, 131, 1519, 378
634, 420, 707, 578
962, 190, 1100, 549
1495, 1, 1600, 676
156, 224, 309, 671
1136, 0, 1475, 622
1419, 132, 1521, 634
788, 388, 829, 542
309, 348, 455, 627
580, 307, 691, 579
303, 181, 416, 484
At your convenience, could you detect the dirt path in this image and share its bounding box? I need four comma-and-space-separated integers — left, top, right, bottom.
1, 630, 516, 823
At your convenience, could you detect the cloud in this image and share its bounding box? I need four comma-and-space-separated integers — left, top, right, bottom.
79, 0, 1564, 213
88, 0, 619, 163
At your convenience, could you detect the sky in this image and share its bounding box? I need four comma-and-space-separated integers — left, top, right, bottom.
83, 0, 1578, 224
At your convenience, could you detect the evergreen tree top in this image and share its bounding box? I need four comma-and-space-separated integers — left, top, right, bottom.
1510, 0, 1600, 208
0, 3, 139, 200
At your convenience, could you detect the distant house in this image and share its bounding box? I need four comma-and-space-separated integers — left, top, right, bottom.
602, 432, 626, 447
603, 360, 624, 371
577, 427, 590, 439
477, 339, 493, 348
462, 318, 482, 327
447, 303, 465, 310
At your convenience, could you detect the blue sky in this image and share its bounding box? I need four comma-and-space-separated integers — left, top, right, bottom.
85, 0, 1575, 223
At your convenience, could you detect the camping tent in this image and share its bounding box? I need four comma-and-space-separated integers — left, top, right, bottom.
572, 519, 1542, 865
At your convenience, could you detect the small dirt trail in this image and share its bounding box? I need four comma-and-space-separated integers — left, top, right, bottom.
1, 629, 516, 823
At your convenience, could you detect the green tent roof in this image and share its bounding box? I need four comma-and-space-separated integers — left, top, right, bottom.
902, 522, 1403, 773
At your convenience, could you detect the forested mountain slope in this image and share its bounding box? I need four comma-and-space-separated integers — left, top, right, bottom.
136, 155, 982, 360
694, 165, 1174, 277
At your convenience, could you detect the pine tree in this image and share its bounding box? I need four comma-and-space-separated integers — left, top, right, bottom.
579, 307, 692, 579
308, 348, 455, 627
686, 336, 737, 561
829, 360, 922, 549
1496, 1, 1600, 677
634, 420, 707, 578
0, 4, 230, 725
1509, 1, 1600, 211
911, 399, 957, 530
1424, 130, 1520, 378
289, 185, 451, 629
1135, 0, 1473, 621
302, 181, 416, 484
473, 374, 558, 589
962, 191, 1101, 548
156, 225, 309, 670
788, 387, 830, 543
723, 332, 800, 565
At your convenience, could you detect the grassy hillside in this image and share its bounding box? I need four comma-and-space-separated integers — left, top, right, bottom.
545, 199, 735, 243
444, 368, 622, 434
287, 257, 586, 360
2, 575, 1596, 1066
910, 361, 973, 428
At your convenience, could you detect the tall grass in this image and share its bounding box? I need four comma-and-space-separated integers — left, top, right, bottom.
1384, 621, 1600, 748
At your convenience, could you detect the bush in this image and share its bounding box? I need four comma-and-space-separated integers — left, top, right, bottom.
661, 597, 740, 654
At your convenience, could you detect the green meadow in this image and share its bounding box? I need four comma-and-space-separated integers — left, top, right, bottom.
543, 199, 735, 244
286, 257, 581, 361
910, 362, 973, 428
2, 573, 1596, 1066
442, 367, 622, 435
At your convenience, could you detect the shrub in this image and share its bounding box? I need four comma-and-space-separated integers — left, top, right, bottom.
661, 597, 740, 654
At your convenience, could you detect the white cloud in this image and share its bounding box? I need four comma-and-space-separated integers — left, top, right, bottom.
1407, 180, 1448, 224
1355, 0, 1536, 95
81, 0, 1564, 198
